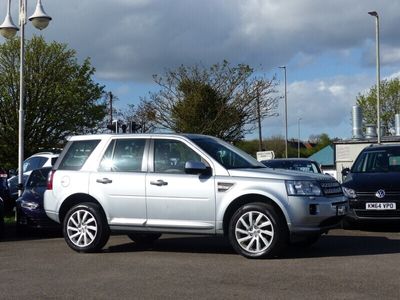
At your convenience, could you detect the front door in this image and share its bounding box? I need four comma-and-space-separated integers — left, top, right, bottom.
146, 138, 216, 233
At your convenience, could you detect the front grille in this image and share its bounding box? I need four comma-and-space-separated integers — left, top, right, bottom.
356, 191, 400, 203
354, 209, 400, 218
319, 180, 343, 196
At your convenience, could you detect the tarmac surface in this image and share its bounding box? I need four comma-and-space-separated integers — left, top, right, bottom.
0, 224, 399, 299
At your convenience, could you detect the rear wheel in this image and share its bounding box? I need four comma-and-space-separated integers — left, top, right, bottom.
63, 203, 110, 253
228, 202, 288, 259
127, 233, 161, 244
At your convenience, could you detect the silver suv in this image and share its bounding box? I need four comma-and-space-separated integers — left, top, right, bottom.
44, 134, 347, 258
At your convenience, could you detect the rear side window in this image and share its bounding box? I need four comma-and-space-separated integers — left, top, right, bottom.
58, 140, 100, 170
99, 139, 146, 172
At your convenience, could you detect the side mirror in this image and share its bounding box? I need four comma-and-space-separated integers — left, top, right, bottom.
341, 168, 350, 177
184, 161, 211, 175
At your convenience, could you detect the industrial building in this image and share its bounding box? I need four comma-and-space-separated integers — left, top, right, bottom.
334, 106, 400, 182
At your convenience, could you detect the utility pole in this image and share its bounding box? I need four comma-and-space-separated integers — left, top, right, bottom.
256, 92, 263, 151
368, 11, 381, 144
279, 66, 288, 158
109, 92, 113, 124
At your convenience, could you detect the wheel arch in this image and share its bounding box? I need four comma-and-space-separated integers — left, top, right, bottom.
222, 194, 289, 236
59, 193, 107, 224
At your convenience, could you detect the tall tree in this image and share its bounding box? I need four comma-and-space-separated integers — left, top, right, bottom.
0, 36, 106, 168
148, 60, 280, 141
356, 78, 400, 133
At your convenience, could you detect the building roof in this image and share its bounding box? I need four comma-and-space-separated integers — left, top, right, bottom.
308, 145, 334, 166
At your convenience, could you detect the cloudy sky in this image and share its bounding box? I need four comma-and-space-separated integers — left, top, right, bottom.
5, 0, 400, 140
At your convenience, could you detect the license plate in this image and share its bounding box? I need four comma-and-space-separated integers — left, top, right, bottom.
366, 203, 396, 210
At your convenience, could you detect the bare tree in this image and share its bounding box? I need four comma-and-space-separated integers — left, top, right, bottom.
148, 60, 280, 141
118, 100, 157, 133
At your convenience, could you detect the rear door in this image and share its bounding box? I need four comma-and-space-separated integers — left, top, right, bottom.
89, 138, 148, 227
145, 138, 216, 233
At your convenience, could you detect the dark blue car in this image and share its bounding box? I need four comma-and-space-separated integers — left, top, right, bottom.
0, 196, 4, 238
16, 167, 59, 232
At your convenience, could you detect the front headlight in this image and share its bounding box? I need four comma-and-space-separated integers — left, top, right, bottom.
343, 187, 357, 199
20, 200, 39, 210
286, 180, 322, 196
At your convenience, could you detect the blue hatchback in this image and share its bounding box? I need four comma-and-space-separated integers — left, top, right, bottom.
16, 167, 60, 232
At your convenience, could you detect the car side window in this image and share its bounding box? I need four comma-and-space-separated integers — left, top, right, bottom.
99, 139, 146, 172
58, 140, 100, 171
153, 139, 202, 174
23, 157, 47, 173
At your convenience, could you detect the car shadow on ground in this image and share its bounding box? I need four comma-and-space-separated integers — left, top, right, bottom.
106, 227, 400, 259
0, 224, 62, 242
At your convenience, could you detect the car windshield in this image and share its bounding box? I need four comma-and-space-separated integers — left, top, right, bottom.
189, 137, 265, 169
263, 160, 321, 174
352, 148, 400, 173
26, 168, 51, 188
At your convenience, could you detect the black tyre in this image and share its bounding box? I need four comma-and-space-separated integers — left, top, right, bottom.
229, 202, 288, 259
127, 233, 162, 244
63, 203, 110, 253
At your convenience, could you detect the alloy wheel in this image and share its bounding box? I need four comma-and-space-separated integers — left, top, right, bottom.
235, 211, 274, 254
66, 209, 98, 248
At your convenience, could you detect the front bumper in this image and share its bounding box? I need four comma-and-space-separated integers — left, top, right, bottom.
347, 198, 400, 221
288, 195, 348, 234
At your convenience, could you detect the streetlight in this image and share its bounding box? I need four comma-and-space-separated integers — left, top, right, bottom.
279, 66, 288, 158
297, 117, 302, 158
0, 0, 52, 196
368, 11, 380, 144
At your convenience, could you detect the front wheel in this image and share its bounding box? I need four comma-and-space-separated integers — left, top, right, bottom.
229, 202, 288, 259
63, 203, 110, 253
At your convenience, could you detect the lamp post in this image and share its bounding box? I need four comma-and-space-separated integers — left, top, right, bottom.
279, 66, 288, 158
297, 117, 302, 158
368, 11, 380, 144
0, 0, 51, 196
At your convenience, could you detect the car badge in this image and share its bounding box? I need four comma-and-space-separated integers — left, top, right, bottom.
375, 189, 385, 199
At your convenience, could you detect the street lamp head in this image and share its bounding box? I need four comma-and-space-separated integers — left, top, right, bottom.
279, 66, 286, 69
368, 11, 378, 17
29, 0, 52, 30
0, 0, 18, 39
0, 14, 18, 39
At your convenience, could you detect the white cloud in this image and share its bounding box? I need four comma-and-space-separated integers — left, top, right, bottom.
262, 73, 375, 139
32, 0, 400, 82
7, 0, 400, 139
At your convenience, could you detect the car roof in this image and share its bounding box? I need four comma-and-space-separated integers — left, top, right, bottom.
363, 144, 400, 151
68, 133, 214, 141
262, 158, 317, 162
29, 152, 59, 158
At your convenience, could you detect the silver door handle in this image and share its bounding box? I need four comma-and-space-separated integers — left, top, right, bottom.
96, 178, 112, 184
150, 180, 168, 186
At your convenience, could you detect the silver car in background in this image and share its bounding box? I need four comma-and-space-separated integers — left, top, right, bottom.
44, 134, 347, 258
